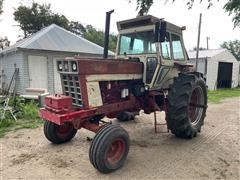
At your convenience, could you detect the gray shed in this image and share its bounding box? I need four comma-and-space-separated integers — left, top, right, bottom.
0, 24, 114, 94
188, 49, 239, 90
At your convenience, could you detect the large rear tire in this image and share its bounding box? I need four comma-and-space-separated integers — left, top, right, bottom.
166, 73, 207, 138
44, 121, 77, 144
89, 124, 130, 173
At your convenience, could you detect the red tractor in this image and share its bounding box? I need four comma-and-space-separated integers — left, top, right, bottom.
39, 13, 207, 173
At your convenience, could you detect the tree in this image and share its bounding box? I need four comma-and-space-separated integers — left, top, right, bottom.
224, 0, 240, 28
0, 36, 10, 50
13, 2, 117, 52
132, 0, 240, 28
14, 3, 69, 37
83, 25, 117, 52
135, 0, 153, 16
69, 21, 86, 36
0, 0, 3, 15
221, 40, 240, 61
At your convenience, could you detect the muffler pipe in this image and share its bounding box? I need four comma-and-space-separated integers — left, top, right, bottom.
103, 9, 114, 59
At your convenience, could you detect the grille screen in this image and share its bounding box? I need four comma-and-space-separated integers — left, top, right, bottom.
61, 74, 83, 107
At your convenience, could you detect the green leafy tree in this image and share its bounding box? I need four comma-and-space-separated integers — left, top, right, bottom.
0, 0, 3, 15
224, 0, 240, 28
83, 25, 117, 52
0, 36, 10, 50
136, 0, 153, 16
69, 21, 86, 36
14, 3, 69, 37
131, 0, 240, 27
221, 40, 240, 61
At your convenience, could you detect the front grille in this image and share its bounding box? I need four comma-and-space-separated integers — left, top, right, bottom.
61, 74, 83, 107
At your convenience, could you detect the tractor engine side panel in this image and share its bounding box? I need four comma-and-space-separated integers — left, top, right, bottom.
60, 58, 144, 112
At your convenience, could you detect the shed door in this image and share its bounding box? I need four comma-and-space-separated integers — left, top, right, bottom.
53, 57, 63, 93
28, 55, 48, 89
217, 62, 233, 88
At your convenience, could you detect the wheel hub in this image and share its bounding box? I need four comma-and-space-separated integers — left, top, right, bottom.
188, 86, 204, 125
56, 123, 73, 138
107, 138, 125, 165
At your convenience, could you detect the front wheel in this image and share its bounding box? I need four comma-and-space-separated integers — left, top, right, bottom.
166, 73, 208, 138
89, 124, 130, 173
44, 121, 77, 144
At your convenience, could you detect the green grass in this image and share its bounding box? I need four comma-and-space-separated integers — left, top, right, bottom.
0, 118, 43, 138
208, 87, 240, 103
0, 101, 43, 138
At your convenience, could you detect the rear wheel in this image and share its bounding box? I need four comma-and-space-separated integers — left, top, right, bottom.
89, 124, 130, 173
167, 73, 207, 138
44, 121, 77, 144
117, 111, 135, 122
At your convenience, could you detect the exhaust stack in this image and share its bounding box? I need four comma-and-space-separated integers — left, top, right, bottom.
103, 9, 114, 59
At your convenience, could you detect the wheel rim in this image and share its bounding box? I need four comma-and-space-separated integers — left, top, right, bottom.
106, 138, 125, 165
188, 86, 204, 125
56, 123, 73, 138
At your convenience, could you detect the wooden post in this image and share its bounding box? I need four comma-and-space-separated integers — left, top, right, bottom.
196, 13, 202, 71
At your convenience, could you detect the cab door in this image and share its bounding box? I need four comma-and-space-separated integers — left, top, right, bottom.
160, 32, 174, 66
171, 33, 186, 62
152, 32, 186, 89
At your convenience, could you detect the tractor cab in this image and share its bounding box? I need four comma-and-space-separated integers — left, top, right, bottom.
116, 15, 188, 89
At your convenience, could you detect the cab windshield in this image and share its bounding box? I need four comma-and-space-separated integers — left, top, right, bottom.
119, 31, 156, 55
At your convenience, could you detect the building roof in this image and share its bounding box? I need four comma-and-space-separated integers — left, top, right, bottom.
188, 49, 226, 59
0, 24, 114, 56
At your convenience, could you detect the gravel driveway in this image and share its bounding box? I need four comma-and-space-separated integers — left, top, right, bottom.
0, 98, 239, 179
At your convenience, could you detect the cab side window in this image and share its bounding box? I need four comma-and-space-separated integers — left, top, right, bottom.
161, 32, 171, 60
171, 34, 184, 60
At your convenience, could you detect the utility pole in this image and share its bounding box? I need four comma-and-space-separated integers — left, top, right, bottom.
206, 36, 210, 50
196, 13, 202, 71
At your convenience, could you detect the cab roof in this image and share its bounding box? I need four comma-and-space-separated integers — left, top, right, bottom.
117, 15, 183, 35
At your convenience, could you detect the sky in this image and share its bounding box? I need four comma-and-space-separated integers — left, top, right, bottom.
0, 0, 239, 51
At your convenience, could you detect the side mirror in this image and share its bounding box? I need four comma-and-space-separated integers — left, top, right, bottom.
159, 21, 167, 42
154, 21, 160, 42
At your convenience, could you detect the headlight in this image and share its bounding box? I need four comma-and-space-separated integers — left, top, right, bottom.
64, 62, 69, 71
71, 61, 77, 72
57, 61, 63, 71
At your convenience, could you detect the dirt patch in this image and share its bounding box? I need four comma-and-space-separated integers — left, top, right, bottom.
0, 97, 239, 179
10, 153, 37, 165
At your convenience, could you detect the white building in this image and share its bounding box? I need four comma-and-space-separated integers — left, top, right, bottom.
188, 49, 239, 90
0, 24, 114, 94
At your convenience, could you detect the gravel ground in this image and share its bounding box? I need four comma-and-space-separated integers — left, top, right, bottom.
0, 97, 239, 180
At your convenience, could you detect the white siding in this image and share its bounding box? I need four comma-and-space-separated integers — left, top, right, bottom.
188, 58, 207, 75
232, 61, 239, 88
206, 59, 219, 90
47, 56, 54, 94
0, 52, 24, 94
